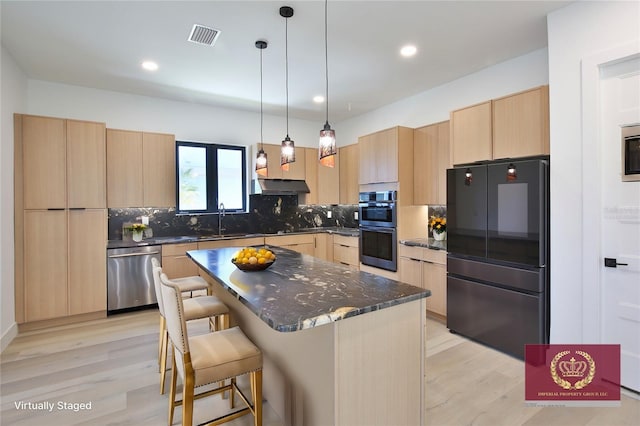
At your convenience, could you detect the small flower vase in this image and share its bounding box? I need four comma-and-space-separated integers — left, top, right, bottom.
433, 229, 446, 241
132, 230, 143, 242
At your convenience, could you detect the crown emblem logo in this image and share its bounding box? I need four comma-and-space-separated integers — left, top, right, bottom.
550, 350, 596, 390
558, 357, 588, 377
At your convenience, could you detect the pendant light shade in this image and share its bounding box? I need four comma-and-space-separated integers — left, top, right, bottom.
318, 0, 336, 168
255, 40, 268, 177
280, 6, 295, 171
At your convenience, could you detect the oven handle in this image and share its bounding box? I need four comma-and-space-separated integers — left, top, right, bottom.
359, 226, 396, 234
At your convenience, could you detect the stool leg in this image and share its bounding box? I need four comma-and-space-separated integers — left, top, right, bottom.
230, 377, 236, 409
251, 370, 263, 426
158, 316, 165, 368
159, 331, 169, 394
168, 355, 178, 426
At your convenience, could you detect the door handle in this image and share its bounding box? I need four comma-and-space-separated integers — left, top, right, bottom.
604, 258, 629, 268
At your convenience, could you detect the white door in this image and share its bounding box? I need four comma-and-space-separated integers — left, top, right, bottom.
600, 59, 640, 393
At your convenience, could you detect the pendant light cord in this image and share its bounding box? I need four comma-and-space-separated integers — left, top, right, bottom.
260, 46, 264, 149
285, 15, 290, 137
324, 0, 329, 126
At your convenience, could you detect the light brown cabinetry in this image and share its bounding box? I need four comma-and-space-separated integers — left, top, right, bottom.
450, 101, 492, 165
358, 126, 413, 205
68, 209, 107, 315
450, 85, 549, 165
15, 114, 108, 325
339, 144, 359, 204
23, 210, 68, 321
265, 234, 315, 256
162, 243, 199, 279
413, 121, 450, 205
304, 148, 319, 205
333, 234, 359, 269
198, 237, 266, 250
317, 150, 340, 205
399, 244, 446, 317
107, 129, 175, 208
492, 86, 549, 159
313, 233, 333, 261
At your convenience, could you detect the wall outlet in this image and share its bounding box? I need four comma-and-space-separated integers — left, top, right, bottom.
327, 211, 332, 219
141, 216, 149, 225
354, 211, 358, 220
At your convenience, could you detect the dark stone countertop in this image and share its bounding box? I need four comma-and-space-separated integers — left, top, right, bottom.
399, 238, 447, 251
107, 227, 359, 249
187, 246, 430, 333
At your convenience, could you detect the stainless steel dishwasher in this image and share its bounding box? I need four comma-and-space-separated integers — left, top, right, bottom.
107, 245, 162, 313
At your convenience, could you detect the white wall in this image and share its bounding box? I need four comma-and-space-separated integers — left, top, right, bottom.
547, 0, 640, 343
27, 80, 321, 148
337, 48, 549, 145
1, 46, 27, 351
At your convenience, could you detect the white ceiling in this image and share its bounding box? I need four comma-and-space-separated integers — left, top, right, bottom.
1, 0, 572, 122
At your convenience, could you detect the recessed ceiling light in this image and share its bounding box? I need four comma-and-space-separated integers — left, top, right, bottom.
400, 45, 417, 57
141, 60, 159, 71
313, 95, 325, 103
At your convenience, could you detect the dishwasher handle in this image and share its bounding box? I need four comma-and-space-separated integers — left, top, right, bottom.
108, 251, 161, 258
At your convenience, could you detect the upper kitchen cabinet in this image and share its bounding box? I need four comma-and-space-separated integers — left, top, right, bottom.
339, 143, 359, 204
67, 119, 107, 208
143, 132, 176, 207
492, 85, 549, 159
304, 148, 319, 205
19, 115, 106, 209
450, 85, 550, 165
317, 148, 340, 205
450, 101, 492, 165
107, 129, 176, 208
413, 121, 450, 205
255, 143, 306, 180
359, 126, 413, 186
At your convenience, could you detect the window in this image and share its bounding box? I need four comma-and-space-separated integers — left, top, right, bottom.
176, 141, 247, 213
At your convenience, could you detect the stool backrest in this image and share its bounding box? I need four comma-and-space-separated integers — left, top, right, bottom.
160, 272, 190, 359
150, 257, 166, 317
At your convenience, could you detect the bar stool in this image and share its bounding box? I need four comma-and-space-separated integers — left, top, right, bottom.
160, 273, 263, 426
151, 258, 230, 394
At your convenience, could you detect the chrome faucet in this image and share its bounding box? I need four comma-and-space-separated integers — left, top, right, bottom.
218, 202, 225, 235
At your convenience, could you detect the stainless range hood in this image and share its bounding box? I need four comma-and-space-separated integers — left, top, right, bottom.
253, 178, 310, 195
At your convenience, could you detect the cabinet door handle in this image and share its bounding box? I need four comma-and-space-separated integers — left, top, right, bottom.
69, 207, 86, 210
47, 208, 65, 211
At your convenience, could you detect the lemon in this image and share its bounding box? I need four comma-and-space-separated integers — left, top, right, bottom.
249, 256, 258, 265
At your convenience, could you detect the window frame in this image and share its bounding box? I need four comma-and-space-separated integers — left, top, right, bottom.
175, 141, 247, 214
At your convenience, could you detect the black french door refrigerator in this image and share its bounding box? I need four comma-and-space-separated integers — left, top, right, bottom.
446, 156, 549, 359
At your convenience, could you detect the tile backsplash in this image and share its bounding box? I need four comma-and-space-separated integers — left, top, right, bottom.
108, 195, 358, 240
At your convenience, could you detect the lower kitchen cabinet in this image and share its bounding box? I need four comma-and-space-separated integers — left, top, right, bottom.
313, 233, 333, 261
162, 242, 199, 279
198, 237, 266, 250
22, 209, 107, 323
399, 244, 447, 317
333, 234, 359, 269
265, 234, 315, 256
68, 209, 107, 315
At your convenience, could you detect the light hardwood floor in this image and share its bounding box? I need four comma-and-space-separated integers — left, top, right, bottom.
1, 310, 638, 425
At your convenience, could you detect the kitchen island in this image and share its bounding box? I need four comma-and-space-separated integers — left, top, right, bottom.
188, 247, 429, 426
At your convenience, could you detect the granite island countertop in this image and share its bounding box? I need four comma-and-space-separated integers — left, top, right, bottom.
187, 246, 430, 333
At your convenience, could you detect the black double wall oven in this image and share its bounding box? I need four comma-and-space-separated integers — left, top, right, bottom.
446, 156, 550, 359
359, 191, 398, 271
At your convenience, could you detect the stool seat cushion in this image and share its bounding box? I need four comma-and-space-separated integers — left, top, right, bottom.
183, 296, 229, 321
172, 275, 209, 293
189, 326, 263, 387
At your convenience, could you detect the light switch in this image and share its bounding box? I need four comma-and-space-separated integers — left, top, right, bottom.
327, 211, 332, 219
141, 216, 149, 225
354, 211, 358, 220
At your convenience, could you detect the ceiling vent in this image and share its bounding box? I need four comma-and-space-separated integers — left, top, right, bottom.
188, 24, 220, 46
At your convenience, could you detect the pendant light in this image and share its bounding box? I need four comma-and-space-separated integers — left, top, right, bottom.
318, 0, 336, 168
255, 40, 268, 177
280, 6, 295, 171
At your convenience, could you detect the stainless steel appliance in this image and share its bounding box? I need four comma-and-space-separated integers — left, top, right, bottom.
359, 191, 398, 271
446, 157, 549, 359
107, 245, 161, 313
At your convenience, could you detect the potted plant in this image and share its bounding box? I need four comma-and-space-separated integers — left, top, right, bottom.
126, 223, 147, 242
429, 216, 447, 241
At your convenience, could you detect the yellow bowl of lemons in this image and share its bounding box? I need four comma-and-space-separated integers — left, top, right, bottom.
231, 247, 276, 271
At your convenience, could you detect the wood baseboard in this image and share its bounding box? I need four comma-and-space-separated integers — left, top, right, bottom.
17, 311, 106, 332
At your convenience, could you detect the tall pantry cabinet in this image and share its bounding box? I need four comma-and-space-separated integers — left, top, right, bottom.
15, 114, 107, 325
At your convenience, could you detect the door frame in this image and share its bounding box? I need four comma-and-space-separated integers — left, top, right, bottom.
581, 41, 640, 343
